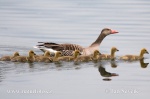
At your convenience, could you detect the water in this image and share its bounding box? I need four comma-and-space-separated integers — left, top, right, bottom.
0, 0, 150, 99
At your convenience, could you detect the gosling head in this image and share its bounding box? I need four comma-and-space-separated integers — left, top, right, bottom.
29, 50, 36, 56
55, 51, 62, 57
141, 48, 149, 54
74, 50, 81, 55
112, 47, 119, 52
44, 51, 50, 57
94, 50, 101, 55
13, 52, 20, 57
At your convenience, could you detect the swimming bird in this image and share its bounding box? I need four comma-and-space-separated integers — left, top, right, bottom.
35, 51, 52, 62
74, 50, 101, 62
34, 28, 118, 56
98, 47, 119, 60
91, 50, 101, 61
120, 48, 149, 61
58, 50, 81, 61
50, 51, 62, 62
11, 50, 36, 62
0, 52, 20, 61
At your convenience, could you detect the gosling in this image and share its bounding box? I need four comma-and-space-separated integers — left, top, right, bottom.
50, 51, 62, 62
58, 50, 81, 61
0, 52, 20, 61
35, 51, 52, 62
74, 50, 101, 62
120, 48, 149, 60
11, 50, 36, 62
98, 47, 119, 60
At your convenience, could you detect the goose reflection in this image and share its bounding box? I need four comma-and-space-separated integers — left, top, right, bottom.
98, 64, 119, 81
140, 59, 149, 68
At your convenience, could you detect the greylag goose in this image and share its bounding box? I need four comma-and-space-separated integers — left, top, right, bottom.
11, 50, 36, 62
35, 51, 52, 62
58, 50, 81, 61
34, 28, 118, 56
120, 48, 149, 60
98, 47, 119, 60
74, 50, 101, 62
0, 52, 20, 61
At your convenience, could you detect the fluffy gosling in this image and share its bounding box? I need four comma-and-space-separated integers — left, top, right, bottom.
11, 50, 36, 62
120, 48, 149, 61
98, 47, 119, 60
0, 52, 20, 61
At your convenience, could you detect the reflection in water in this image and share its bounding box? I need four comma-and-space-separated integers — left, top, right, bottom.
0, 66, 4, 82
98, 64, 119, 81
110, 60, 118, 68
28, 63, 35, 68
140, 59, 149, 68
119, 59, 149, 68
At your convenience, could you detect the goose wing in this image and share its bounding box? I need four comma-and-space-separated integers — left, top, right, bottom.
35, 42, 84, 56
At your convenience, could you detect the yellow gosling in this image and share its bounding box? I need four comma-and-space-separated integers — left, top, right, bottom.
91, 50, 101, 61
35, 51, 52, 62
50, 51, 62, 62
74, 50, 100, 62
120, 48, 149, 60
58, 50, 81, 61
98, 47, 119, 60
0, 52, 20, 61
11, 50, 36, 62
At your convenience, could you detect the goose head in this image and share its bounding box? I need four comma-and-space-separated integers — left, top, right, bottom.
44, 51, 50, 57
102, 28, 118, 36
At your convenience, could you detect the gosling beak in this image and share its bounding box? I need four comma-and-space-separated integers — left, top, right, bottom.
116, 49, 119, 51
34, 53, 36, 55
146, 51, 149, 54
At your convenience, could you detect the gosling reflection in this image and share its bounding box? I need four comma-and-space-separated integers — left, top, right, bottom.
98, 64, 119, 81
140, 59, 149, 68
110, 60, 118, 68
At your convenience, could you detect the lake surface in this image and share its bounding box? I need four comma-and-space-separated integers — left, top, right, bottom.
0, 0, 150, 99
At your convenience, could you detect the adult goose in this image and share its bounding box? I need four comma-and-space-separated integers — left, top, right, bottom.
34, 28, 118, 56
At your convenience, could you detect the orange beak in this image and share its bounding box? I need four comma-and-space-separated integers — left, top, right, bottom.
111, 29, 119, 34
